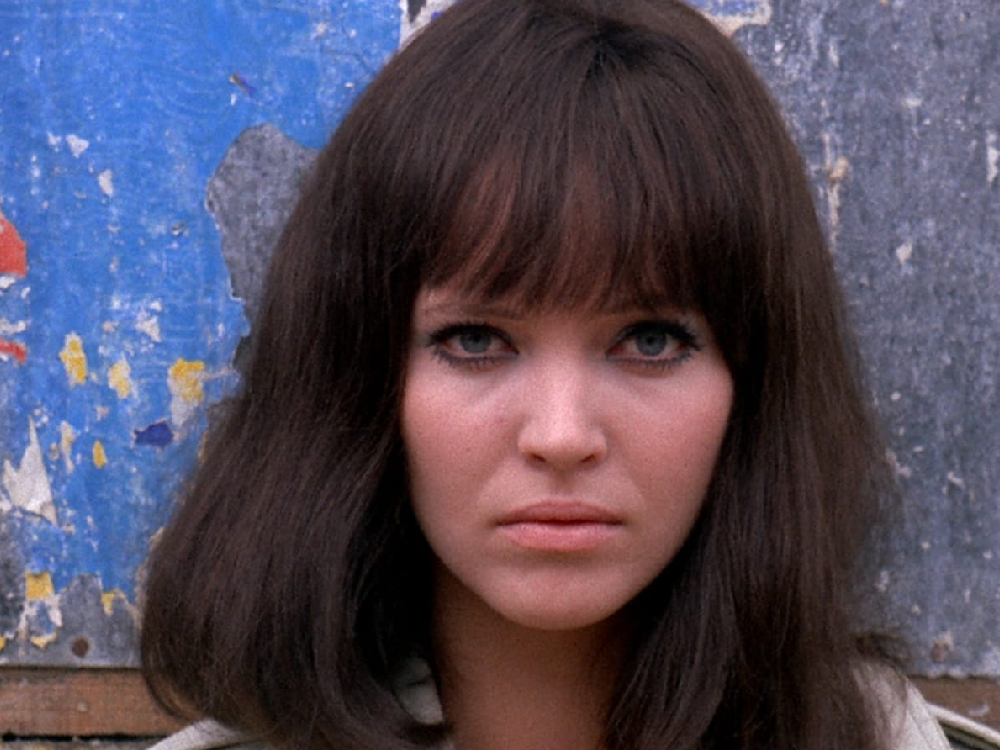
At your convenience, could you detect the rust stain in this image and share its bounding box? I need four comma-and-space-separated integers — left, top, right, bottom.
59, 333, 88, 385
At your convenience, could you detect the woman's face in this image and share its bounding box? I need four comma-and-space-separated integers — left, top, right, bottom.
402, 285, 733, 632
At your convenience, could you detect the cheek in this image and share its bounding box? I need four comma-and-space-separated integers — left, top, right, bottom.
400, 372, 489, 524
633, 374, 733, 535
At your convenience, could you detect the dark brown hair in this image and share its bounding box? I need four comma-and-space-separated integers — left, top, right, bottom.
141, 1, 896, 749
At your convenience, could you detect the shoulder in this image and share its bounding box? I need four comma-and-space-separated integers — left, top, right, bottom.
885, 678, 952, 750
146, 721, 265, 750
929, 701, 1000, 749
144, 658, 447, 750
871, 668, 1000, 750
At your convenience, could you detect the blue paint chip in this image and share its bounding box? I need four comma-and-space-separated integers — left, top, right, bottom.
134, 422, 174, 448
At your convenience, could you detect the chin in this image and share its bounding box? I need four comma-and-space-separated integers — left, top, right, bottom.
489, 593, 630, 633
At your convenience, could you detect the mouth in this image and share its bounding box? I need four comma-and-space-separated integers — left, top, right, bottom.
497, 501, 623, 551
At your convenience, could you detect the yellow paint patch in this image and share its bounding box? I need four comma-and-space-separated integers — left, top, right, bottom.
30, 632, 58, 649
101, 589, 125, 615
0, 634, 6, 651
169, 359, 205, 403
108, 358, 132, 398
59, 333, 88, 385
26, 571, 54, 601
92, 440, 107, 468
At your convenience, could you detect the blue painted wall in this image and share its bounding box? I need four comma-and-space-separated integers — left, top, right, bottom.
0, 0, 400, 664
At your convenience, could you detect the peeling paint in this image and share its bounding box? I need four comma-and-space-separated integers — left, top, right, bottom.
135, 309, 162, 342
134, 421, 173, 447
59, 332, 88, 385
895, 242, 914, 265
0, 208, 27, 276
22, 584, 63, 651
30, 631, 58, 649
98, 168, 115, 197
26, 571, 54, 601
0, 207, 28, 363
101, 588, 125, 615
59, 421, 76, 472
399, 0, 772, 44
707, 2, 773, 35
92, 440, 107, 469
168, 358, 205, 427
824, 145, 850, 251
0, 338, 27, 363
65, 133, 89, 157
108, 357, 132, 399
2, 419, 57, 524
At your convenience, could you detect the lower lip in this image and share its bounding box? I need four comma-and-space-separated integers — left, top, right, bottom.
498, 522, 621, 551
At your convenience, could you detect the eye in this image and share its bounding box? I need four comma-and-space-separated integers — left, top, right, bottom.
453, 328, 495, 354
608, 320, 700, 369
427, 323, 515, 368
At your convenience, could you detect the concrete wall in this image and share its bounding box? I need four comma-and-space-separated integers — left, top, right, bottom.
0, 0, 997, 676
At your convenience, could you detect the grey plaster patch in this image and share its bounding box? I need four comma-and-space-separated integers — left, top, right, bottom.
0, 516, 25, 635
206, 123, 318, 363
0, 574, 138, 667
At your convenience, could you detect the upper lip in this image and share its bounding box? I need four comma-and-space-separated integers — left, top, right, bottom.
497, 501, 622, 525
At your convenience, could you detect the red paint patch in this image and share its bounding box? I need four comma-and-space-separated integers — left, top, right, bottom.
0, 211, 27, 277
0, 339, 27, 363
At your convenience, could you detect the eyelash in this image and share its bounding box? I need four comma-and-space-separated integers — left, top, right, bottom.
427, 321, 514, 371
425, 319, 701, 372
609, 320, 701, 371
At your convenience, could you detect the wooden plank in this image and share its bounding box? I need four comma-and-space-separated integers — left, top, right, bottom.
0, 667, 995, 739
2, 744, 150, 750
0, 668, 184, 737
914, 678, 1000, 733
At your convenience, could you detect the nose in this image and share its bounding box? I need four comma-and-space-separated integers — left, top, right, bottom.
516, 362, 607, 470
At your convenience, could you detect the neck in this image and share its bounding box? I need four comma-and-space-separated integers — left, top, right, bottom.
431, 569, 626, 750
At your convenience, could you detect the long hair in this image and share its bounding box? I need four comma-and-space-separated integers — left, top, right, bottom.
141, 1, 895, 749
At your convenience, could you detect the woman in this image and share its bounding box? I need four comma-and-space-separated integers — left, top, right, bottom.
141, 1, 953, 749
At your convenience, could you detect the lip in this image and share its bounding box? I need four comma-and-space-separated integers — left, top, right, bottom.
497, 501, 622, 551
497, 500, 622, 525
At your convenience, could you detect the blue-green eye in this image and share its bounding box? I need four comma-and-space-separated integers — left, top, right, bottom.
609, 320, 700, 368
456, 329, 494, 354
634, 328, 670, 356
427, 323, 515, 368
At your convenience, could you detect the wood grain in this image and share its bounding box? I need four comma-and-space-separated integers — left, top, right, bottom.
0, 668, 184, 737
0, 668, 996, 738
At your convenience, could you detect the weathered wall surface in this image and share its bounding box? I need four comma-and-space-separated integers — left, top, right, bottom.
735, 0, 1000, 675
1, 0, 997, 675
0, 0, 399, 665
